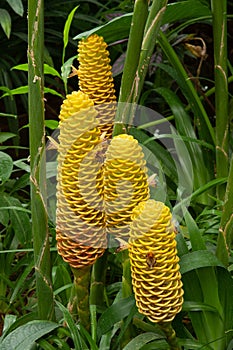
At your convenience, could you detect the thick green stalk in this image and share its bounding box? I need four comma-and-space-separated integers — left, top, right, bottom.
28, 0, 54, 320
121, 250, 134, 348
135, 0, 168, 106
121, 250, 132, 298
158, 322, 181, 350
70, 267, 91, 331
113, 0, 149, 136
211, 0, 229, 201
222, 154, 233, 248
90, 253, 108, 342
216, 154, 233, 265
90, 252, 107, 307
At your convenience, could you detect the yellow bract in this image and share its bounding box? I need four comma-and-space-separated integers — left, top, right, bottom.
129, 199, 184, 323
56, 90, 106, 269
77, 34, 116, 137
104, 134, 150, 240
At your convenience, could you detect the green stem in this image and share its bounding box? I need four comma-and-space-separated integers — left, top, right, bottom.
211, 0, 229, 201
120, 250, 133, 348
90, 252, 108, 342
113, 0, 149, 136
135, 0, 168, 106
158, 322, 181, 350
216, 154, 233, 265
70, 266, 91, 330
28, 0, 54, 320
121, 250, 132, 298
90, 252, 107, 306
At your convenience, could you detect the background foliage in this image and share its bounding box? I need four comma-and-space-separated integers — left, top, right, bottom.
0, 0, 233, 349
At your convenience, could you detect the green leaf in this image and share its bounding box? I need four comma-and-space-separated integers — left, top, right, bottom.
0, 132, 16, 143
162, 0, 211, 25
182, 301, 219, 313
178, 338, 206, 349
0, 312, 38, 339
61, 55, 76, 89
2, 315, 17, 336
216, 268, 233, 338
129, 128, 178, 186
0, 112, 17, 118
184, 211, 206, 251
9, 261, 34, 304
0, 321, 59, 349
45, 120, 59, 130
44, 87, 63, 98
74, 0, 211, 43
0, 151, 13, 182
44, 64, 61, 78
55, 301, 85, 350
157, 33, 215, 146
6, 0, 24, 16
123, 332, 166, 350
0, 194, 31, 244
2, 85, 61, 100
154, 87, 212, 201
79, 324, 99, 350
140, 340, 170, 350
14, 159, 30, 172
73, 13, 132, 42
1, 86, 28, 98
0, 9, 11, 38
12, 63, 61, 78
62, 5, 79, 65
173, 177, 227, 217
179, 250, 224, 275
97, 296, 135, 336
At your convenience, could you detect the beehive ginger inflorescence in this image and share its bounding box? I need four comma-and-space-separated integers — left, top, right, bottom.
129, 199, 184, 323
56, 90, 106, 268
77, 34, 116, 137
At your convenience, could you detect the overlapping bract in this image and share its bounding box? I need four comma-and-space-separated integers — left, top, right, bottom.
77, 34, 116, 137
104, 134, 150, 240
56, 90, 106, 268
129, 199, 184, 323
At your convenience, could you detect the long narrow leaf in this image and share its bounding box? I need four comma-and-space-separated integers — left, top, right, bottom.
55, 301, 86, 350
0, 321, 59, 349
123, 332, 167, 350
97, 297, 135, 337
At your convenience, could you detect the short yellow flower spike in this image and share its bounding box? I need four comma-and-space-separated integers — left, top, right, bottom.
129, 200, 184, 323
104, 134, 150, 239
77, 34, 116, 137
56, 90, 106, 268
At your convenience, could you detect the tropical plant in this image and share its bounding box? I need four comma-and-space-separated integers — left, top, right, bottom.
0, 0, 233, 349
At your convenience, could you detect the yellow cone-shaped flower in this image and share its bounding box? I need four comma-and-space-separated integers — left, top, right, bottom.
77, 34, 116, 137
104, 134, 150, 241
56, 90, 106, 268
129, 199, 184, 323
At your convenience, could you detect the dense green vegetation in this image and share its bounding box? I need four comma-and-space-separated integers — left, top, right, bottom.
0, 0, 233, 349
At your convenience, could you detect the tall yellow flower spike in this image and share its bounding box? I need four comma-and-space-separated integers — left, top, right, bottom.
104, 134, 150, 240
77, 34, 116, 137
129, 199, 184, 323
56, 90, 106, 268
